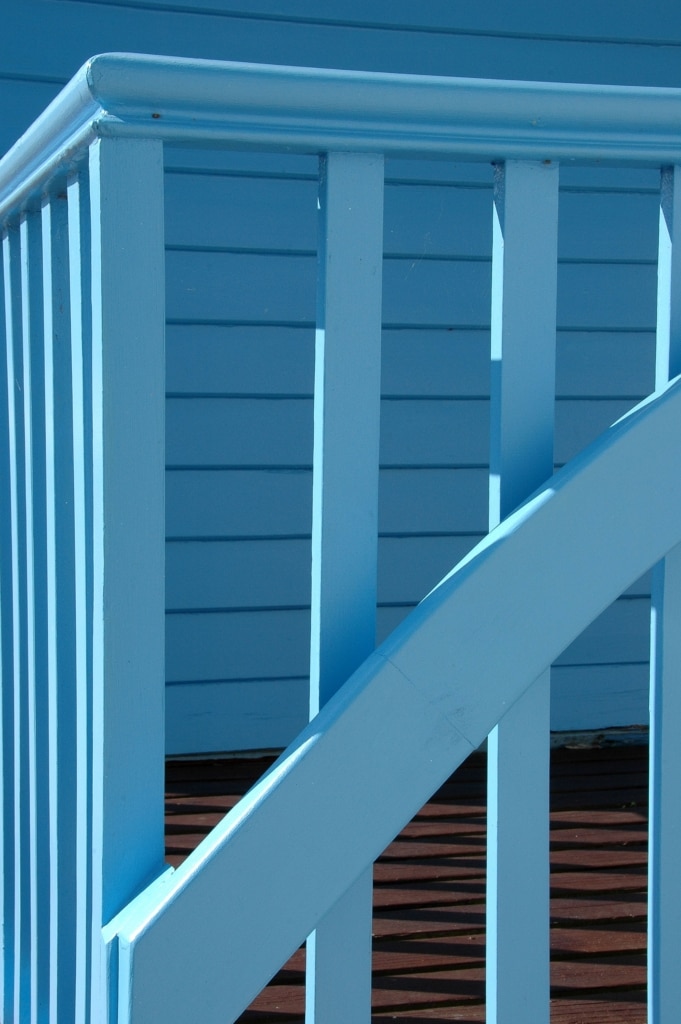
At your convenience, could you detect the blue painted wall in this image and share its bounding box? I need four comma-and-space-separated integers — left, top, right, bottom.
2, 0, 678, 751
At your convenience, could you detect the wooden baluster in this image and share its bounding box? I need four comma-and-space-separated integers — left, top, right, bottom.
42, 189, 78, 1024
20, 209, 47, 1024
487, 160, 559, 1024
26, 207, 50, 1024
66, 166, 95, 1024
649, 164, 681, 1023
0, 230, 9, 1021
3, 221, 33, 1024
306, 151, 384, 1024
87, 138, 167, 1019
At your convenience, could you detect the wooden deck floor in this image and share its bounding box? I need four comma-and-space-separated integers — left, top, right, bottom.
165, 744, 647, 1023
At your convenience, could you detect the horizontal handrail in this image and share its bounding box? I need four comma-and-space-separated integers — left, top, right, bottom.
112, 375, 681, 1024
5, 51, 681, 219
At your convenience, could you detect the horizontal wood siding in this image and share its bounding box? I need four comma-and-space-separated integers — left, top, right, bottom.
1, 0, 673, 750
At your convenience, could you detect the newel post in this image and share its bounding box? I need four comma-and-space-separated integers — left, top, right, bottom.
87, 137, 167, 1019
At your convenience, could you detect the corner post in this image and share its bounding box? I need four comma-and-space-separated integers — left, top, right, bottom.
87, 137, 166, 1021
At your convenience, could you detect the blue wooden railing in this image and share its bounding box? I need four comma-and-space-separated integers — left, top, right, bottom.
1, 53, 681, 1024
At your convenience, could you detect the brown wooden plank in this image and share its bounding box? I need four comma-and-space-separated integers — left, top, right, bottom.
551, 953, 646, 991
550, 893, 647, 923
550, 848, 646, 870
373, 883, 486, 910
549, 996, 645, 1023
411, 800, 486, 819
373, 905, 486, 939
375, 861, 485, 885
551, 808, 647, 826
397, 819, 487, 839
550, 922, 645, 956
381, 836, 486, 859
549, 868, 647, 894
384, 998, 644, 1021
550, 825, 646, 845
373, 1011, 486, 1022
370, 924, 645, 972
373, 936, 485, 974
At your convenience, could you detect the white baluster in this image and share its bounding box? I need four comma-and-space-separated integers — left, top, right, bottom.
25, 202, 51, 1024
20, 209, 46, 1024
67, 165, 95, 1024
487, 159, 559, 1024
42, 189, 78, 1024
0, 228, 8, 1020
307, 151, 384, 1024
649, 164, 681, 1024
4, 221, 32, 1024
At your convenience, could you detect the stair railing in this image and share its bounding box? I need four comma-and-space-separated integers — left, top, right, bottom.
1, 53, 681, 1024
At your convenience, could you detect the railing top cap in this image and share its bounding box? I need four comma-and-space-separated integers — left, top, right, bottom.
3, 50, 681, 218
70, 51, 681, 157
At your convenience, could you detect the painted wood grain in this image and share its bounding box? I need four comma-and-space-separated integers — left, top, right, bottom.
165, 251, 655, 330
164, 595, 651, 689
165, 170, 658, 262
165, 466, 489, 538
164, 395, 637, 469
166, 325, 653, 399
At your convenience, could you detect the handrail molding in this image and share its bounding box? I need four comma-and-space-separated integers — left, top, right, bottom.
7, 52, 681, 219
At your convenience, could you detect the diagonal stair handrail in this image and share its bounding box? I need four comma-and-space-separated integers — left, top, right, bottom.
111, 375, 681, 1024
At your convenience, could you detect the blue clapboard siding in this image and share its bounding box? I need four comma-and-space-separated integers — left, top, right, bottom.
164, 601, 650, 690
166, 396, 643, 468
66, 0, 681, 44
165, 323, 655, 399
5, 2, 681, 86
1, 1, 675, 751
164, 467, 489, 538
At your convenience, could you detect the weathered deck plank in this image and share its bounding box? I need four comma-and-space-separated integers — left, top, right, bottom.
165, 744, 647, 1023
